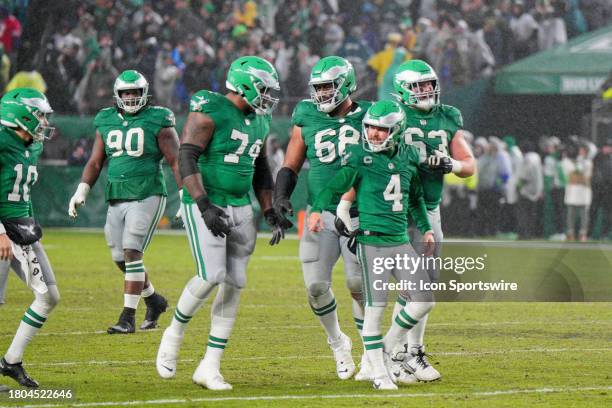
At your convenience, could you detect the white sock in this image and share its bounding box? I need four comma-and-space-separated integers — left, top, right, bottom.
124, 260, 145, 309
202, 284, 240, 372
141, 283, 155, 298
362, 306, 386, 379
385, 302, 433, 352
124, 294, 140, 309
408, 314, 428, 354
169, 277, 215, 336
352, 298, 364, 339
310, 289, 342, 341
5, 305, 47, 364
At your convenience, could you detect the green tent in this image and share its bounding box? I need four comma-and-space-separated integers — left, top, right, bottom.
495, 25, 612, 95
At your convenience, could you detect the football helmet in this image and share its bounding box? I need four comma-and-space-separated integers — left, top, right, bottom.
393, 59, 440, 111
362, 100, 406, 153
114, 70, 149, 114
0, 88, 54, 141
309, 56, 356, 113
226, 56, 280, 115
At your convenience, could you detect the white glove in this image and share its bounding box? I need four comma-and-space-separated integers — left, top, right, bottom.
68, 183, 91, 218
175, 190, 183, 220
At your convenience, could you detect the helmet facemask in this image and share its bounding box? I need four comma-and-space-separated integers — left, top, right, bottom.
400, 79, 440, 111
115, 87, 148, 114
309, 77, 346, 113
29, 109, 55, 141
250, 81, 280, 115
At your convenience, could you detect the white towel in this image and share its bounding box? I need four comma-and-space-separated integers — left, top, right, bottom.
11, 242, 47, 295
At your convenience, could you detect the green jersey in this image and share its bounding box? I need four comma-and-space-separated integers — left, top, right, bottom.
183, 90, 270, 207
312, 143, 431, 246
292, 99, 372, 212
0, 127, 43, 220
94, 105, 175, 201
401, 104, 463, 210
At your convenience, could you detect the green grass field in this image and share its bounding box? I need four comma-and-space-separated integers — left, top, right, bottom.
0, 230, 610, 407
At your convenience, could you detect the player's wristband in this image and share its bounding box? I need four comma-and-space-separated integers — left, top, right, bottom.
0, 222, 5, 235
451, 158, 463, 174
76, 182, 91, 198
195, 195, 212, 214
336, 199, 354, 233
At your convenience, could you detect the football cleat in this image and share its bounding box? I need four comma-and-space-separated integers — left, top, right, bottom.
404, 348, 441, 382
192, 360, 232, 391
328, 333, 356, 380
388, 343, 417, 385
107, 308, 136, 334
373, 375, 398, 390
156, 327, 184, 379
0, 358, 39, 388
141, 293, 168, 330
354, 351, 373, 381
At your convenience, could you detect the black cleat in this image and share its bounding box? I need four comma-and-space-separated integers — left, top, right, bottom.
140, 293, 168, 330
107, 308, 136, 334
0, 358, 39, 388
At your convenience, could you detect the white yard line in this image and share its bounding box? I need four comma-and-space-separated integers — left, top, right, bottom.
2, 386, 610, 408
1, 320, 610, 338
25, 347, 612, 367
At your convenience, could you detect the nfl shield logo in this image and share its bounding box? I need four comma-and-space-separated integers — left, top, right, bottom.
420, 120, 427, 125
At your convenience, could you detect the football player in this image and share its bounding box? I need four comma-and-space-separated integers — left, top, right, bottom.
307, 100, 435, 390
0, 88, 59, 387
389, 59, 475, 381
68, 70, 181, 334
273, 56, 370, 380
156, 56, 289, 390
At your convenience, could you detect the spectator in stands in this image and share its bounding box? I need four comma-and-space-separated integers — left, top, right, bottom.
67, 138, 92, 166
71, 13, 97, 65
562, 139, 593, 241
5, 60, 46, 93
154, 51, 181, 112
510, 1, 540, 59
74, 55, 118, 115
0, 44, 9, 92
183, 52, 212, 97
536, 1, 567, 51
589, 137, 612, 239
543, 136, 566, 239
500, 136, 523, 237
368, 32, 403, 89
477, 137, 511, 236
517, 142, 544, 239
0, 6, 21, 56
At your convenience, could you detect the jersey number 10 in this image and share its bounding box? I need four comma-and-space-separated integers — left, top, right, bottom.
8, 164, 37, 202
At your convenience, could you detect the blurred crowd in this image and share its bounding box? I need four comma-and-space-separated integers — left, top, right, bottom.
441, 133, 612, 240
1, 0, 611, 115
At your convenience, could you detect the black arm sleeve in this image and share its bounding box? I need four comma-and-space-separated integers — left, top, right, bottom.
178, 143, 204, 179
273, 167, 298, 200
253, 155, 274, 191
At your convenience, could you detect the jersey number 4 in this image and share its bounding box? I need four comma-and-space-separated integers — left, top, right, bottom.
383, 174, 403, 212
314, 125, 360, 163
107, 128, 145, 157
8, 164, 37, 202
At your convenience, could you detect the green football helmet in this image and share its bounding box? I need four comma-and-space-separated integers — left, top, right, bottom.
309, 56, 356, 113
114, 70, 149, 114
226, 56, 280, 115
393, 59, 440, 111
0, 88, 54, 141
362, 100, 406, 153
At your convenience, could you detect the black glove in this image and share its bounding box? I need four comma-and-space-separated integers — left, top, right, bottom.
264, 208, 293, 245
346, 231, 359, 255
272, 196, 294, 225
196, 196, 231, 238
427, 154, 453, 174
334, 217, 351, 237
